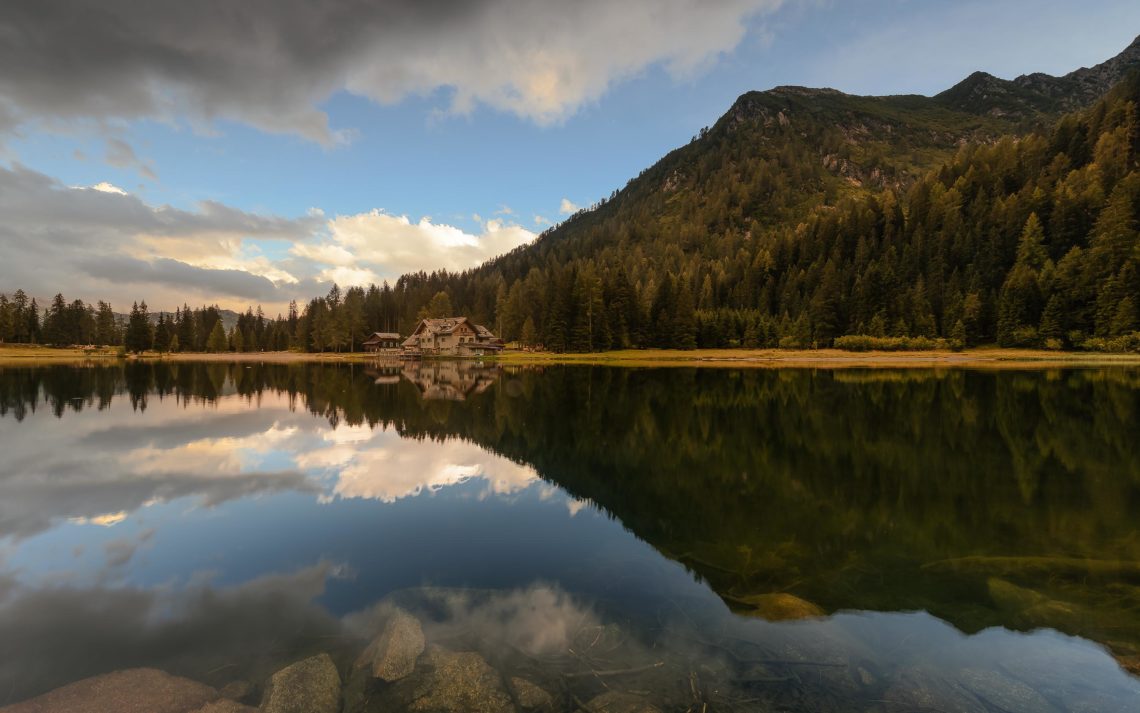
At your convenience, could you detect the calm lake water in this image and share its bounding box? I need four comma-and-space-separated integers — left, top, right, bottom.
0, 361, 1138, 712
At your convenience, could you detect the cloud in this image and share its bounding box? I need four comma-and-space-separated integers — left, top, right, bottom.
0, 163, 534, 310
89, 181, 127, 195
0, 163, 319, 310
312, 430, 540, 503
559, 198, 580, 214
104, 138, 157, 181
0, 391, 321, 540
295, 211, 535, 283
0, 562, 343, 703
0, 0, 783, 142
103, 528, 155, 568
0, 381, 540, 540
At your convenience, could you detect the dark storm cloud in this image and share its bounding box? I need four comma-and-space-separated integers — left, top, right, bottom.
0, 0, 782, 140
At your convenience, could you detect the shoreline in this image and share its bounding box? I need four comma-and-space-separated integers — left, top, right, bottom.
2, 345, 1140, 369
489, 348, 1140, 369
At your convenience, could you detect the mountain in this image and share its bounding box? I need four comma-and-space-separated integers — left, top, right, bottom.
936, 34, 1140, 116
351, 35, 1139, 353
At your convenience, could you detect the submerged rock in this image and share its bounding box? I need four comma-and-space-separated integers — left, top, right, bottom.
356, 607, 426, 682
987, 578, 1077, 628
509, 677, 552, 709
0, 668, 218, 713
218, 681, 253, 702
190, 702, 257, 713
957, 668, 1061, 713
259, 654, 340, 713
881, 667, 987, 713
581, 691, 661, 713
987, 577, 1049, 611
733, 592, 825, 621
403, 646, 514, 713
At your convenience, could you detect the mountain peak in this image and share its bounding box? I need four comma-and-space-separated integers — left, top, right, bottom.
935, 35, 1140, 116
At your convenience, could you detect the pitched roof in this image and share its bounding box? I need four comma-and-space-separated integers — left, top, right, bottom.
411, 317, 497, 339
362, 331, 400, 343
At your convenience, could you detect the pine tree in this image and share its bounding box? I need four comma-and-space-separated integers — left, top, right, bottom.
1039, 294, 1067, 342
519, 316, 538, 347
206, 321, 228, 353
418, 291, 454, 320
95, 301, 118, 346
672, 280, 698, 349
1110, 295, 1137, 336
125, 302, 153, 354
153, 314, 171, 352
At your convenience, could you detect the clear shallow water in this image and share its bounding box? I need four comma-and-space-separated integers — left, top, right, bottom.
0, 361, 1138, 712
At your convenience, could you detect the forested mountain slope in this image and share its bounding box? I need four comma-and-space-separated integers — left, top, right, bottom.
369, 36, 1140, 352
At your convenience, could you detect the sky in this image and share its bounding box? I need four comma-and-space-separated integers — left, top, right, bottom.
2, 0, 1139, 313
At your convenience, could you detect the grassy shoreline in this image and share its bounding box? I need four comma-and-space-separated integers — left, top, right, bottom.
489, 348, 1140, 369
3, 344, 1140, 368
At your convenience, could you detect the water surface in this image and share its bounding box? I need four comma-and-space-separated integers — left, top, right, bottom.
0, 362, 1138, 712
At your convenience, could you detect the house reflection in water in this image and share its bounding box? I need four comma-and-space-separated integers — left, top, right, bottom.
401, 361, 500, 400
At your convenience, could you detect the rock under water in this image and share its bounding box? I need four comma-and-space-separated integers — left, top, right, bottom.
259, 654, 341, 713
0, 668, 219, 713
356, 607, 426, 682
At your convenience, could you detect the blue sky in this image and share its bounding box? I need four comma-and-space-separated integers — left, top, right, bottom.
2, 0, 1138, 311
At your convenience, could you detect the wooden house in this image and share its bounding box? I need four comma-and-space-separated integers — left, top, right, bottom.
401, 317, 503, 357
361, 332, 402, 353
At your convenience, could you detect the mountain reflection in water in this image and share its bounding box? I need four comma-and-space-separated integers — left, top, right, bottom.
0, 361, 1137, 712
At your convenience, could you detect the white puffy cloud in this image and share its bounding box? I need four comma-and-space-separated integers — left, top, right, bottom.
89, 182, 127, 195
559, 198, 580, 214
295, 211, 536, 283
0, 0, 784, 142
300, 426, 539, 503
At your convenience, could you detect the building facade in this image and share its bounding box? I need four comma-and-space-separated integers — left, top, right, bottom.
361, 332, 402, 353
401, 317, 503, 356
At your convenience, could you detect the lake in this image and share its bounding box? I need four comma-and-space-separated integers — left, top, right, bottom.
0, 361, 1138, 713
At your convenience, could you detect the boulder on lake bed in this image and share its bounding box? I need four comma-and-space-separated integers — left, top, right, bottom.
356, 607, 426, 682
0, 668, 218, 713
259, 653, 340, 713
509, 677, 552, 709
581, 691, 661, 713
402, 645, 514, 713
